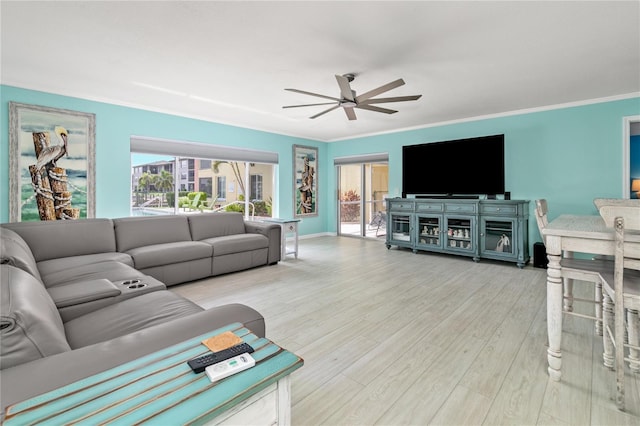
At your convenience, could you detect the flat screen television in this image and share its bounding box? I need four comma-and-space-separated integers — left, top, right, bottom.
402, 134, 505, 198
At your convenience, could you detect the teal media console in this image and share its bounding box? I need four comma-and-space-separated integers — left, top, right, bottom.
386, 198, 530, 268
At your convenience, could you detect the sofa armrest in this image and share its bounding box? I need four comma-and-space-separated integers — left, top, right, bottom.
0, 303, 265, 418
48, 279, 124, 322
244, 221, 281, 264
47, 279, 121, 309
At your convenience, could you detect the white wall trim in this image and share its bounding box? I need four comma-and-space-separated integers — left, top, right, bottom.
6, 82, 638, 144
299, 232, 334, 240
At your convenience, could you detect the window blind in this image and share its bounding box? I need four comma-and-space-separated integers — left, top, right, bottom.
333, 152, 388, 165
130, 136, 279, 164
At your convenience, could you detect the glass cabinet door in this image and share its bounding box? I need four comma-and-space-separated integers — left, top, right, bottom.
444, 216, 475, 252
388, 213, 412, 245
415, 214, 442, 249
480, 218, 515, 257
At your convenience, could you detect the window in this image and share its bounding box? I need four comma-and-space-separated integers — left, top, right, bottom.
130, 137, 277, 217
199, 178, 212, 197
250, 174, 263, 201
216, 176, 227, 199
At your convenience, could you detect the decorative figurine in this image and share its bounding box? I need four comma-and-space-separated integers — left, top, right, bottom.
496, 233, 511, 252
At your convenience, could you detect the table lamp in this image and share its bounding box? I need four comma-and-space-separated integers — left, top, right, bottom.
632, 179, 640, 198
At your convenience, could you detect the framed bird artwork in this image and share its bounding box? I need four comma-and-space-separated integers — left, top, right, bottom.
293, 144, 318, 217
9, 102, 95, 221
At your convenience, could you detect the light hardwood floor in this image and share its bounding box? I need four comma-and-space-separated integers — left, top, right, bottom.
170, 236, 640, 425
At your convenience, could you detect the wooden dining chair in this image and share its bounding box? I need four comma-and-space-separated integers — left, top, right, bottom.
535, 199, 613, 335
598, 203, 640, 411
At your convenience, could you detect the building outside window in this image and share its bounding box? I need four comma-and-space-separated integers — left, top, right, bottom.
216, 176, 227, 200
250, 174, 263, 201
199, 177, 212, 197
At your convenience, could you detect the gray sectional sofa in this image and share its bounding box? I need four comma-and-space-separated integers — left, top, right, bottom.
0, 212, 281, 418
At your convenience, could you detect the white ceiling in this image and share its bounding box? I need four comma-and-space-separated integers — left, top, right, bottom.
2, 1, 639, 142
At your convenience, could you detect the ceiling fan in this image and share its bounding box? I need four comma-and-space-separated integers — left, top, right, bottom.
283, 74, 422, 120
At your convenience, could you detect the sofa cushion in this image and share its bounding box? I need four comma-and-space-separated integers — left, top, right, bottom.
212, 250, 268, 276
188, 212, 246, 240
113, 216, 193, 252
2, 219, 118, 262
64, 291, 204, 348
136, 258, 212, 287
205, 234, 269, 256
126, 241, 213, 269
47, 279, 121, 309
41, 260, 143, 288
38, 252, 134, 278
0, 265, 71, 370
0, 228, 42, 282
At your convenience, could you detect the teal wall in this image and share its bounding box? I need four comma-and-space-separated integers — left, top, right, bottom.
327, 97, 640, 246
0, 86, 324, 235
2, 85, 639, 249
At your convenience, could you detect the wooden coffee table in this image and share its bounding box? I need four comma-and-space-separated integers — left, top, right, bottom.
3, 323, 303, 425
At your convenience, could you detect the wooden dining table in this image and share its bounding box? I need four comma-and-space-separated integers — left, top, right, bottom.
542, 213, 640, 381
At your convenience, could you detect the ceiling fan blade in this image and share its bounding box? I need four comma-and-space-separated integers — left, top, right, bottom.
310, 104, 341, 119
344, 107, 357, 120
356, 104, 398, 114
285, 88, 341, 102
283, 102, 338, 109
355, 78, 405, 103
360, 95, 422, 104
335, 74, 355, 101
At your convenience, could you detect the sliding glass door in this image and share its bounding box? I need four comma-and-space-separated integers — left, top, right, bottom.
338, 164, 362, 236
337, 162, 388, 238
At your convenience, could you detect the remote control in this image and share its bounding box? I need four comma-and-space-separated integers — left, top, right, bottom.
187, 342, 254, 373
205, 353, 255, 383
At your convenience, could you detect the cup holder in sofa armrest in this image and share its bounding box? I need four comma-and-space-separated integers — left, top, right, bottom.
115, 276, 166, 294
48, 279, 122, 309
127, 283, 147, 289
121, 279, 147, 289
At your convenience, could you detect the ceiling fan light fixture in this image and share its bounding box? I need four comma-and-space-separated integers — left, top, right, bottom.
283, 73, 421, 120
343, 73, 355, 82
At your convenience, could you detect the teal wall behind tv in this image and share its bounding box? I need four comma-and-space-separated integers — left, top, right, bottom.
328, 97, 640, 244
2, 85, 639, 249
328, 98, 639, 239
